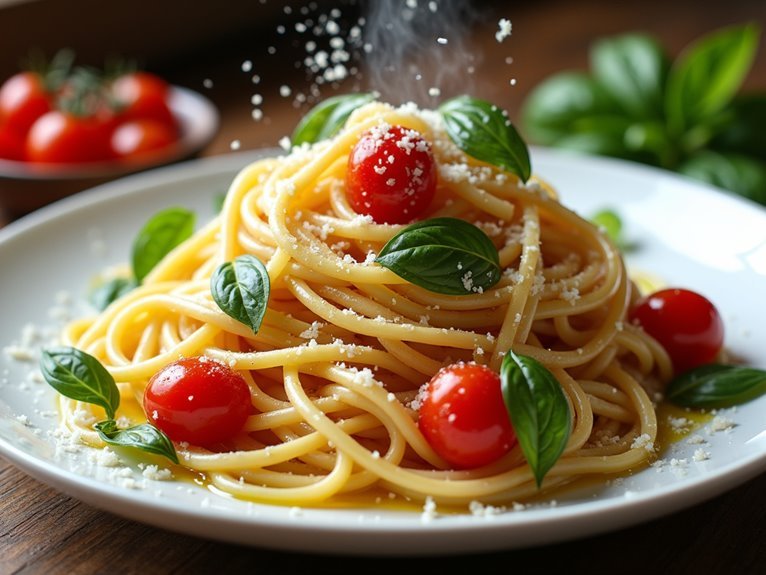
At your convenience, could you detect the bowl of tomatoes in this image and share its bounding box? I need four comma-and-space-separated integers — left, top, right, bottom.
0, 52, 219, 219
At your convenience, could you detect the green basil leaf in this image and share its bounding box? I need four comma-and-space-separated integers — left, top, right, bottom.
501, 351, 571, 488
591, 209, 622, 243
590, 208, 638, 252
440, 96, 531, 182
666, 364, 766, 409
521, 72, 619, 144
132, 207, 196, 283
89, 277, 137, 311
213, 191, 228, 214
710, 95, 766, 162
553, 116, 636, 159
291, 92, 376, 146
666, 23, 760, 133
95, 420, 179, 464
375, 217, 501, 295
623, 120, 675, 165
40, 347, 120, 420
591, 33, 669, 119
679, 150, 766, 205
211, 254, 270, 333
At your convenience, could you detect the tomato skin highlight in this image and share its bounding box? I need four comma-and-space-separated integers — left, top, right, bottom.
345, 124, 437, 224
111, 119, 178, 160
630, 288, 724, 374
418, 362, 517, 469
143, 357, 252, 447
112, 72, 178, 132
0, 72, 51, 135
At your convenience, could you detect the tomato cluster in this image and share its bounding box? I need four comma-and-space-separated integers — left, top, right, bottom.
0, 56, 180, 165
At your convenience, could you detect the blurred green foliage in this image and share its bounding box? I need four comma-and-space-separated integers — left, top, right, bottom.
521, 23, 766, 205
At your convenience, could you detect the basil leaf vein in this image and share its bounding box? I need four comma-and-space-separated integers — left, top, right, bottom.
501, 351, 571, 487
440, 96, 531, 182
375, 217, 501, 295
666, 364, 766, 409
211, 254, 270, 333
291, 92, 376, 146
132, 207, 196, 283
95, 420, 179, 464
40, 347, 120, 420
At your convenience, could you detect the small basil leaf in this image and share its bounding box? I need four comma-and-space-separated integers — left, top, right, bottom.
666, 23, 760, 133
95, 420, 179, 464
679, 150, 766, 205
710, 95, 766, 162
521, 72, 619, 144
89, 277, 138, 311
501, 351, 571, 488
440, 96, 531, 182
590, 208, 638, 252
591, 209, 622, 243
591, 33, 669, 120
291, 92, 376, 146
40, 347, 120, 420
375, 217, 501, 296
132, 207, 196, 283
211, 254, 270, 333
666, 364, 766, 409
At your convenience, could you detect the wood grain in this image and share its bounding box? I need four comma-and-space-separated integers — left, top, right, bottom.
1, 0, 765, 573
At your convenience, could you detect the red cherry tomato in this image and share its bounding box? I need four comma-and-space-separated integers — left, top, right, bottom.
418, 362, 517, 469
346, 124, 437, 224
25, 110, 114, 163
111, 119, 178, 160
112, 72, 177, 130
0, 72, 51, 135
0, 127, 25, 161
144, 357, 252, 447
630, 288, 724, 374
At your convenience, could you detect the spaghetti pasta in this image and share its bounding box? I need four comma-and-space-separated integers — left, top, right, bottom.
57, 100, 673, 508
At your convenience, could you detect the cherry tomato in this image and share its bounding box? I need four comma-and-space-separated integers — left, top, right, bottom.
25, 110, 114, 163
0, 127, 25, 161
111, 119, 178, 160
418, 362, 517, 469
112, 72, 177, 131
0, 72, 51, 135
143, 357, 252, 447
346, 124, 437, 224
630, 288, 724, 374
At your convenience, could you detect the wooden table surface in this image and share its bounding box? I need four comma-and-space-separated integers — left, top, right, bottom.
2, 1, 765, 573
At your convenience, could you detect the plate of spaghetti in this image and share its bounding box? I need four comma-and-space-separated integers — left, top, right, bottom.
1, 96, 765, 556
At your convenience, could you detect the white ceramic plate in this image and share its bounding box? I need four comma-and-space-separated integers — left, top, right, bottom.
1, 148, 765, 556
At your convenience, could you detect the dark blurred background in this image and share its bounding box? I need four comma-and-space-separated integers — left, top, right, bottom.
2, 0, 763, 155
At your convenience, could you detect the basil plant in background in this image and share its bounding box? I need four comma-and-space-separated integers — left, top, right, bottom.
521, 22, 766, 205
